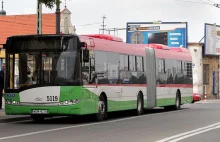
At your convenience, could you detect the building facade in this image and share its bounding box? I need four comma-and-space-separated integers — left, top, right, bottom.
0, 7, 76, 70
60, 8, 76, 34
188, 43, 219, 99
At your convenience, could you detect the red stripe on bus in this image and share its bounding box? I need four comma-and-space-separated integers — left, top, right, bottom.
79, 36, 192, 61
86, 84, 192, 88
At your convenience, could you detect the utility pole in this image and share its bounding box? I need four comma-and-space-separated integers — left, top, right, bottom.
56, 0, 60, 34
105, 28, 126, 36
36, 0, 42, 34
101, 15, 106, 34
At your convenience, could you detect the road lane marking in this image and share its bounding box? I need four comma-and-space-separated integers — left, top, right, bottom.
169, 125, 220, 142
8, 116, 66, 124
156, 122, 220, 142
0, 109, 190, 140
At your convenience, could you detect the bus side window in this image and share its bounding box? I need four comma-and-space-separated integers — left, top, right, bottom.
129, 55, 136, 71
119, 54, 129, 84
177, 60, 183, 74
136, 56, 143, 72
93, 50, 111, 84
158, 59, 165, 73
107, 52, 119, 84
82, 50, 95, 85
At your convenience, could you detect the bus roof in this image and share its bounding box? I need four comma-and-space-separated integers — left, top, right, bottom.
170, 47, 190, 53
79, 34, 192, 61
80, 34, 123, 42
6, 34, 77, 40
5, 34, 191, 61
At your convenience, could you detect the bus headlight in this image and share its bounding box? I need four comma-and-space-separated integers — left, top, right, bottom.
5, 100, 20, 105
5, 100, 11, 104
59, 99, 80, 106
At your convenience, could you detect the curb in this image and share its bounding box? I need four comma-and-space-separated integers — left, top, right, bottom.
0, 115, 30, 123
195, 100, 220, 104
0, 99, 30, 122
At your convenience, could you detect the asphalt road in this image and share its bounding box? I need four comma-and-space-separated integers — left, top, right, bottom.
0, 101, 220, 142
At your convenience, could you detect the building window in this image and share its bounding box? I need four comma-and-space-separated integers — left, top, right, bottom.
186, 62, 192, 78
64, 17, 69, 34
203, 64, 209, 85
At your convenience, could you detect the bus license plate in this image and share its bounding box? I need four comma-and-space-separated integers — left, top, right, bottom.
32, 110, 48, 114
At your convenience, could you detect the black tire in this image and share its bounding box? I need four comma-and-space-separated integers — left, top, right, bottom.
164, 91, 181, 110
31, 115, 44, 122
137, 93, 144, 115
175, 91, 181, 110
96, 95, 107, 121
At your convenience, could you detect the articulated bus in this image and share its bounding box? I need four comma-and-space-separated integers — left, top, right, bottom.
3, 34, 193, 121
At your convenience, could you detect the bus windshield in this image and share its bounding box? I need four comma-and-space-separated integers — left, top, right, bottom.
5, 35, 82, 91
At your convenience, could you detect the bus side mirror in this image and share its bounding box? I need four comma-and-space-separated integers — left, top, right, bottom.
83, 49, 89, 62
80, 42, 87, 48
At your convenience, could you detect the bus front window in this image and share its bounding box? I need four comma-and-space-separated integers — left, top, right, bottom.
5, 35, 82, 91
18, 52, 80, 87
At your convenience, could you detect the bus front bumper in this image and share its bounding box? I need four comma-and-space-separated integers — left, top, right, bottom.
4, 105, 81, 116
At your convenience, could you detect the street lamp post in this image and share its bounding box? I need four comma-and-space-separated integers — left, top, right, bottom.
36, 0, 42, 34
38, 0, 64, 34
55, 0, 60, 34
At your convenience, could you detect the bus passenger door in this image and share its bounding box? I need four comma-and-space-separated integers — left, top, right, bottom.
145, 48, 156, 109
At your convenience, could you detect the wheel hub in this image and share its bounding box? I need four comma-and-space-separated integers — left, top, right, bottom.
98, 101, 105, 115
176, 95, 180, 107
138, 99, 141, 111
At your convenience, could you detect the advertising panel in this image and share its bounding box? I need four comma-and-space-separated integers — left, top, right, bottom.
204, 23, 220, 55
126, 22, 188, 48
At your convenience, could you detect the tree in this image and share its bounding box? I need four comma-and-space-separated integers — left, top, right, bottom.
38, 0, 62, 34
38, 0, 61, 9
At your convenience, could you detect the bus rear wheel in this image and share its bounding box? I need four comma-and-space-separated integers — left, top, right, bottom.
164, 91, 181, 110
175, 91, 181, 110
96, 95, 107, 121
137, 93, 144, 115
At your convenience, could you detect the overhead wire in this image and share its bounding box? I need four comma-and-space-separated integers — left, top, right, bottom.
0, 19, 101, 27
205, 0, 216, 3
198, 0, 215, 6
74, 22, 102, 27
1, 1, 219, 28
173, 0, 207, 4
173, 0, 220, 8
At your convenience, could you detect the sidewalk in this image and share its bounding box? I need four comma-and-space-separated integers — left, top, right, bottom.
2, 97, 4, 109
195, 99, 220, 104
0, 98, 5, 116
0, 98, 29, 121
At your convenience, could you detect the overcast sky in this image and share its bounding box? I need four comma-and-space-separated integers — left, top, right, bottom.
4, 0, 220, 42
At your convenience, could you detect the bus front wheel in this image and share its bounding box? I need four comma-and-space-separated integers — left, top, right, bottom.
96, 95, 107, 121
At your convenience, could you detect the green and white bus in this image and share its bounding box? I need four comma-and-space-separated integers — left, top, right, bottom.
3, 34, 193, 121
